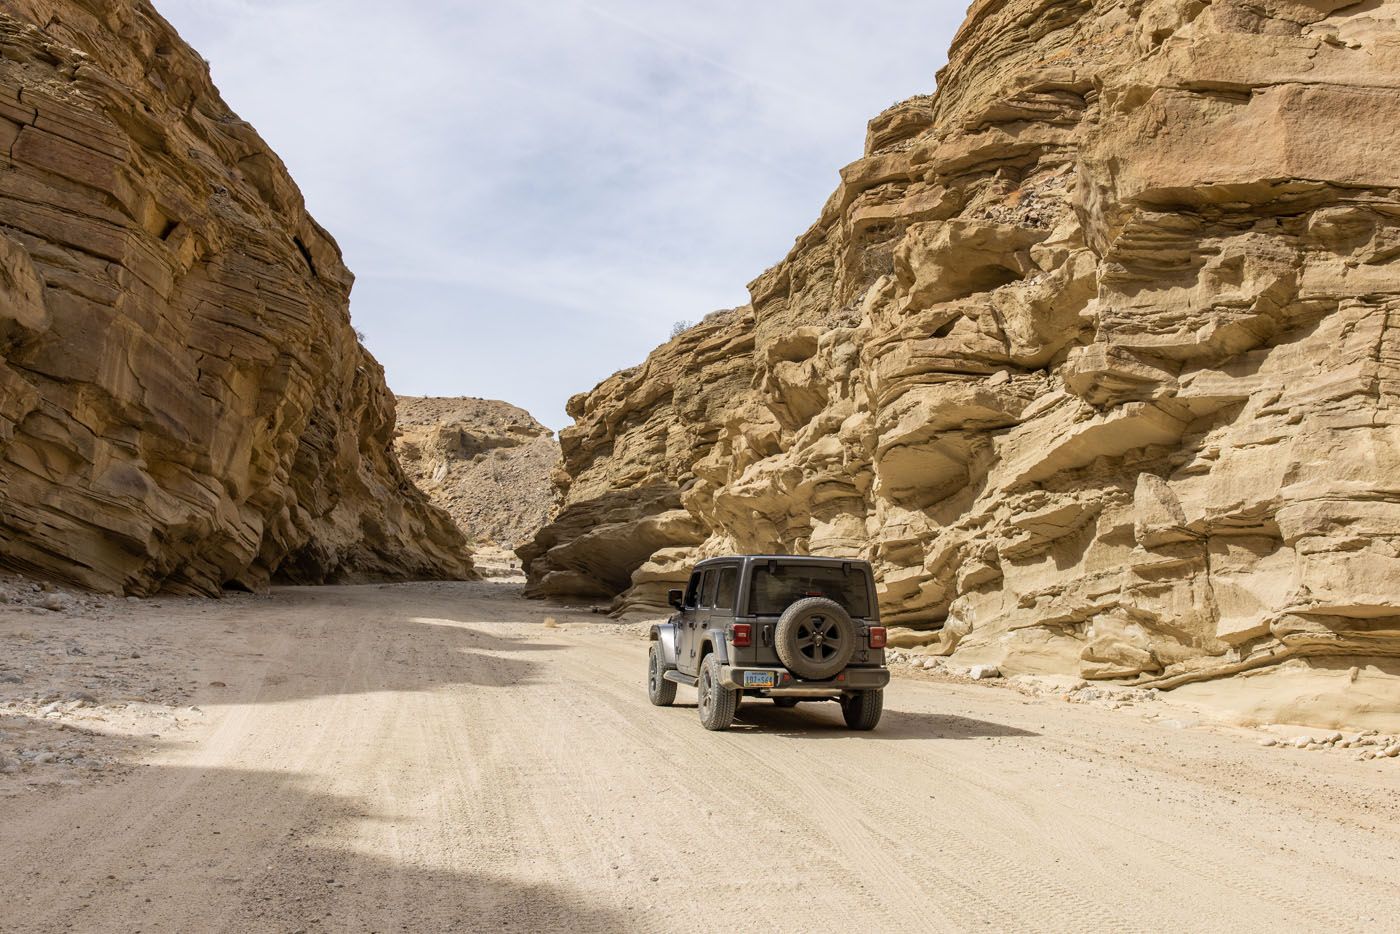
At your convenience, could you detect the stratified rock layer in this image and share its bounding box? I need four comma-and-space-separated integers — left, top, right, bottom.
394, 396, 559, 549
525, 0, 1400, 696
0, 1, 472, 593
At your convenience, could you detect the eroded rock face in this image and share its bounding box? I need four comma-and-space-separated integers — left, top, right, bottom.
526, 0, 1400, 691
519, 308, 749, 610
394, 397, 559, 549
0, 1, 472, 593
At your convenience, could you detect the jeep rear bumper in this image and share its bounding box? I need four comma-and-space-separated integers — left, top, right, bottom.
719, 665, 890, 695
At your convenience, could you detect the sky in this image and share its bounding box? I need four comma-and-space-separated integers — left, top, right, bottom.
156, 1, 962, 429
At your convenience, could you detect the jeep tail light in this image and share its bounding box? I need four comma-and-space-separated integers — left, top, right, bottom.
731, 623, 752, 648
868, 626, 888, 649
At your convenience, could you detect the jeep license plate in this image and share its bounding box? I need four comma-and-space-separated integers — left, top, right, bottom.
743, 671, 778, 689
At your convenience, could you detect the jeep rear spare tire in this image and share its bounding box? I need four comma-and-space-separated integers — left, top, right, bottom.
774, 597, 856, 681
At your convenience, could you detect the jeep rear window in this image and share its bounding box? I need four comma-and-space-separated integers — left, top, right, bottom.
747, 565, 872, 618
714, 567, 738, 610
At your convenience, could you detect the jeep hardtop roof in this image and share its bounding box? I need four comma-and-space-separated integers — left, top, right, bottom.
690, 555, 872, 570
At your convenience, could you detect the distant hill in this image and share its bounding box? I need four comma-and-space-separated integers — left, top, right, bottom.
395, 397, 560, 550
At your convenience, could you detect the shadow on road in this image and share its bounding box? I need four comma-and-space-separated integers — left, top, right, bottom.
173, 581, 596, 706
717, 702, 1041, 740
0, 758, 635, 933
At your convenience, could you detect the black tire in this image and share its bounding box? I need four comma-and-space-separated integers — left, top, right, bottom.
697, 654, 738, 731
774, 597, 856, 681
648, 644, 677, 707
841, 689, 883, 731
771, 697, 800, 708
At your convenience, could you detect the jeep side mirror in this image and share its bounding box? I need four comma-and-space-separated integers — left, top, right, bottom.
668, 589, 684, 610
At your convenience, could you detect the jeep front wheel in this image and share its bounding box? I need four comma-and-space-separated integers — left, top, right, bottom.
841, 689, 883, 731
648, 644, 677, 707
697, 655, 738, 731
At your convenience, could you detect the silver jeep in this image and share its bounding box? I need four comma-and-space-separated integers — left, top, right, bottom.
648, 555, 890, 731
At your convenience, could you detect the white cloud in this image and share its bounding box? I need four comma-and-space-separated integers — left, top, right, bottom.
154, 0, 962, 427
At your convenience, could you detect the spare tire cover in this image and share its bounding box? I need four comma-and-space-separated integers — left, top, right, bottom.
774, 597, 856, 680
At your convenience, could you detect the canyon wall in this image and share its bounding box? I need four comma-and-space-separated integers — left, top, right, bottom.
524, 0, 1400, 697
0, 0, 472, 593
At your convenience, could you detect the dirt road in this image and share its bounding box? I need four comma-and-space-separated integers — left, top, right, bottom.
2, 581, 1399, 933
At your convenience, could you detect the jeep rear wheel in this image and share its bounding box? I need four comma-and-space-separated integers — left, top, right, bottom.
841, 689, 883, 731
775, 597, 857, 681
648, 644, 677, 707
697, 655, 738, 731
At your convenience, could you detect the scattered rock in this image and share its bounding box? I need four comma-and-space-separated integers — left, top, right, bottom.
968, 665, 1001, 681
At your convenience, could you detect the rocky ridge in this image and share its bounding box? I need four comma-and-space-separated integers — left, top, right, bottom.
394, 396, 559, 550
0, 1, 471, 593
523, 0, 1400, 719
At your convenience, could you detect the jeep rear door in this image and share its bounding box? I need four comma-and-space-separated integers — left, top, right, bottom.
708, 564, 739, 655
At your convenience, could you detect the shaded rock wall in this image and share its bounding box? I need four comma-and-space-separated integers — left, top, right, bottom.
0, 0, 472, 593
525, 0, 1400, 691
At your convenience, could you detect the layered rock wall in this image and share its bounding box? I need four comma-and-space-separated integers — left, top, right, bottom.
0, 0, 472, 593
520, 308, 750, 607
525, 0, 1400, 693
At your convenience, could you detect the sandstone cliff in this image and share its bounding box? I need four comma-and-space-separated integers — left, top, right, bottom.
524, 0, 1400, 705
0, 1, 472, 593
394, 396, 559, 549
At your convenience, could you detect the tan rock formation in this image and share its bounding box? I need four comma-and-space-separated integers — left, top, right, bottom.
524, 0, 1400, 704
520, 308, 750, 609
0, 1, 472, 593
394, 396, 559, 549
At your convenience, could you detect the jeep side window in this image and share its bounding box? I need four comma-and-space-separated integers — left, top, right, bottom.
683, 572, 702, 609
714, 567, 738, 610
700, 570, 719, 608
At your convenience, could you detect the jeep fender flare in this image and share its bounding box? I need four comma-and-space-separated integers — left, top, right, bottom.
650, 621, 680, 669
698, 630, 730, 667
